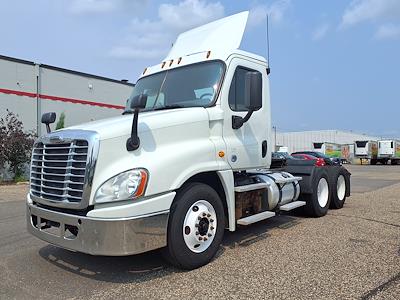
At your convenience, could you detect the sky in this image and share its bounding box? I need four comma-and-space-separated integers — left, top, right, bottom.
1, 0, 399, 137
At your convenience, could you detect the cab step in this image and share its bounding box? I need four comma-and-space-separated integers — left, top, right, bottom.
279, 201, 306, 211
237, 211, 276, 226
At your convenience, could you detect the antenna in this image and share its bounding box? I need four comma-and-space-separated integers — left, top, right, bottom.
266, 14, 271, 75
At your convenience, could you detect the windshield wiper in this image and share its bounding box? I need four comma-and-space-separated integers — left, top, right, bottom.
153, 105, 184, 111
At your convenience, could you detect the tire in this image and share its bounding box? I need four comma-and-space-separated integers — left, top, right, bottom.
304, 171, 331, 217
162, 183, 225, 270
330, 169, 348, 209
370, 159, 377, 165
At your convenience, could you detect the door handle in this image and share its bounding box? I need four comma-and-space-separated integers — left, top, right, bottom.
262, 140, 267, 158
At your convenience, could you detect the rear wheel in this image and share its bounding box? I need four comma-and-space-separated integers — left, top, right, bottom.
304, 171, 330, 217
162, 183, 225, 270
330, 169, 348, 209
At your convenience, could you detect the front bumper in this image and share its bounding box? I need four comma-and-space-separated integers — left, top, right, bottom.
27, 202, 169, 256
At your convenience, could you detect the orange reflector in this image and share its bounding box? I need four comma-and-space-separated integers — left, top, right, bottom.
218, 151, 225, 158
206, 51, 211, 59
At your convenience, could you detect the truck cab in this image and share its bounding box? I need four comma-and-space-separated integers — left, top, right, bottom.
27, 12, 351, 269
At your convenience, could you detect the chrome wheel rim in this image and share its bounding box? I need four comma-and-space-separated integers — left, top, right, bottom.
183, 200, 217, 253
337, 175, 346, 201
317, 178, 329, 208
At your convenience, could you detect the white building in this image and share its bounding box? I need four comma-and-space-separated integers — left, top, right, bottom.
274, 130, 379, 154
0, 54, 134, 136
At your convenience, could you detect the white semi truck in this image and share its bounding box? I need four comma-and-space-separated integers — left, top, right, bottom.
27, 12, 351, 269
378, 140, 400, 165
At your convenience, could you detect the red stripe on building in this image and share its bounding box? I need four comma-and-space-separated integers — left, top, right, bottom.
0, 88, 37, 98
0, 87, 125, 110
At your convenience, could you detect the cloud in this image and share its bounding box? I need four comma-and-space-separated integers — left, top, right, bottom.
312, 23, 330, 40
109, 0, 224, 60
248, 0, 292, 27
341, 0, 400, 27
69, 0, 147, 14
374, 24, 400, 39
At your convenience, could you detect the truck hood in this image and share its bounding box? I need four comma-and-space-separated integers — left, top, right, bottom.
67, 107, 210, 140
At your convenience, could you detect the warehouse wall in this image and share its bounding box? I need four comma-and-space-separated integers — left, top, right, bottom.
0, 55, 133, 136
274, 130, 379, 154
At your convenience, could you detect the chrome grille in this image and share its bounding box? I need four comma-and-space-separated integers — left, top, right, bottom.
30, 140, 89, 203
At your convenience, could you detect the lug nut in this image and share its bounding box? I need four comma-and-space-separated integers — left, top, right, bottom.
202, 213, 207, 217
210, 219, 214, 222
195, 231, 199, 235
207, 214, 211, 217
204, 237, 208, 241
208, 233, 212, 237
198, 216, 202, 220
210, 226, 215, 230
199, 237, 203, 241
195, 223, 199, 227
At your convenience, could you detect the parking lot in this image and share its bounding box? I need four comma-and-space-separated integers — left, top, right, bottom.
0, 165, 399, 299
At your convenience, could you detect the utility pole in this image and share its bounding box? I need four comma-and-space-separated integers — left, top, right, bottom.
35, 64, 41, 137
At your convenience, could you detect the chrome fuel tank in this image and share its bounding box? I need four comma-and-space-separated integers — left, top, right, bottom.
255, 172, 300, 210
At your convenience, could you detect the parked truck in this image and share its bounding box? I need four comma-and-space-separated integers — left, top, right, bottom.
378, 140, 400, 165
354, 140, 379, 165
26, 12, 351, 270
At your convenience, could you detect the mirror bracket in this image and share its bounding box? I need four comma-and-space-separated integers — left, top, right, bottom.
232, 109, 254, 129
126, 108, 141, 151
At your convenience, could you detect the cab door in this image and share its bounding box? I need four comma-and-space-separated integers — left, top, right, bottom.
221, 57, 271, 170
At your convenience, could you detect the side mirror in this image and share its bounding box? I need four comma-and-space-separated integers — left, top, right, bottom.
130, 94, 148, 110
126, 94, 147, 151
245, 71, 262, 111
41, 112, 56, 133
232, 71, 263, 129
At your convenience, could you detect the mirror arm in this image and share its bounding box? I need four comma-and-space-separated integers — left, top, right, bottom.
45, 124, 51, 134
232, 109, 254, 129
126, 108, 141, 151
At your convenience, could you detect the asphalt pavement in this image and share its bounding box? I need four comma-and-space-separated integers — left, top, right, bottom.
0, 165, 399, 299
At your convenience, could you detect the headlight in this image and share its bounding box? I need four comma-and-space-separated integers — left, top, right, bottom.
94, 169, 148, 203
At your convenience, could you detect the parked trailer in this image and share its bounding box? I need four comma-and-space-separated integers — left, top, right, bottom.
378, 140, 400, 165
354, 140, 379, 165
26, 12, 351, 270
313, 142, 341, 158
340, 144, 354, 164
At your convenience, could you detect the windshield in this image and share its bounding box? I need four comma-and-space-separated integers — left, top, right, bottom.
125, 61, 224, 112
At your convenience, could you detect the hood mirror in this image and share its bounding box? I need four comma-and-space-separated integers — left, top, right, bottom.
41, 112, 56, 133
126, 94, 147, 151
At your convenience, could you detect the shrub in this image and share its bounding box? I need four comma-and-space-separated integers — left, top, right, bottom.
56, 112, 66, 130
0, 110, 35, 180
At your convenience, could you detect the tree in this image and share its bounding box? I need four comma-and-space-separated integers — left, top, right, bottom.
56, 112, 66, 130
0, 110, 35, 179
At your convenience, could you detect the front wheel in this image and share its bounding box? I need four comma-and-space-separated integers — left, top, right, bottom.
163, 183, 225, 270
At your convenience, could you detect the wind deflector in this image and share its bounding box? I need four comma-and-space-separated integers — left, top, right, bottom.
164, 11, 249, 60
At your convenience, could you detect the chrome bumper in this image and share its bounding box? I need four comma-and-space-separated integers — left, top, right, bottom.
27, 202, 169, 256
